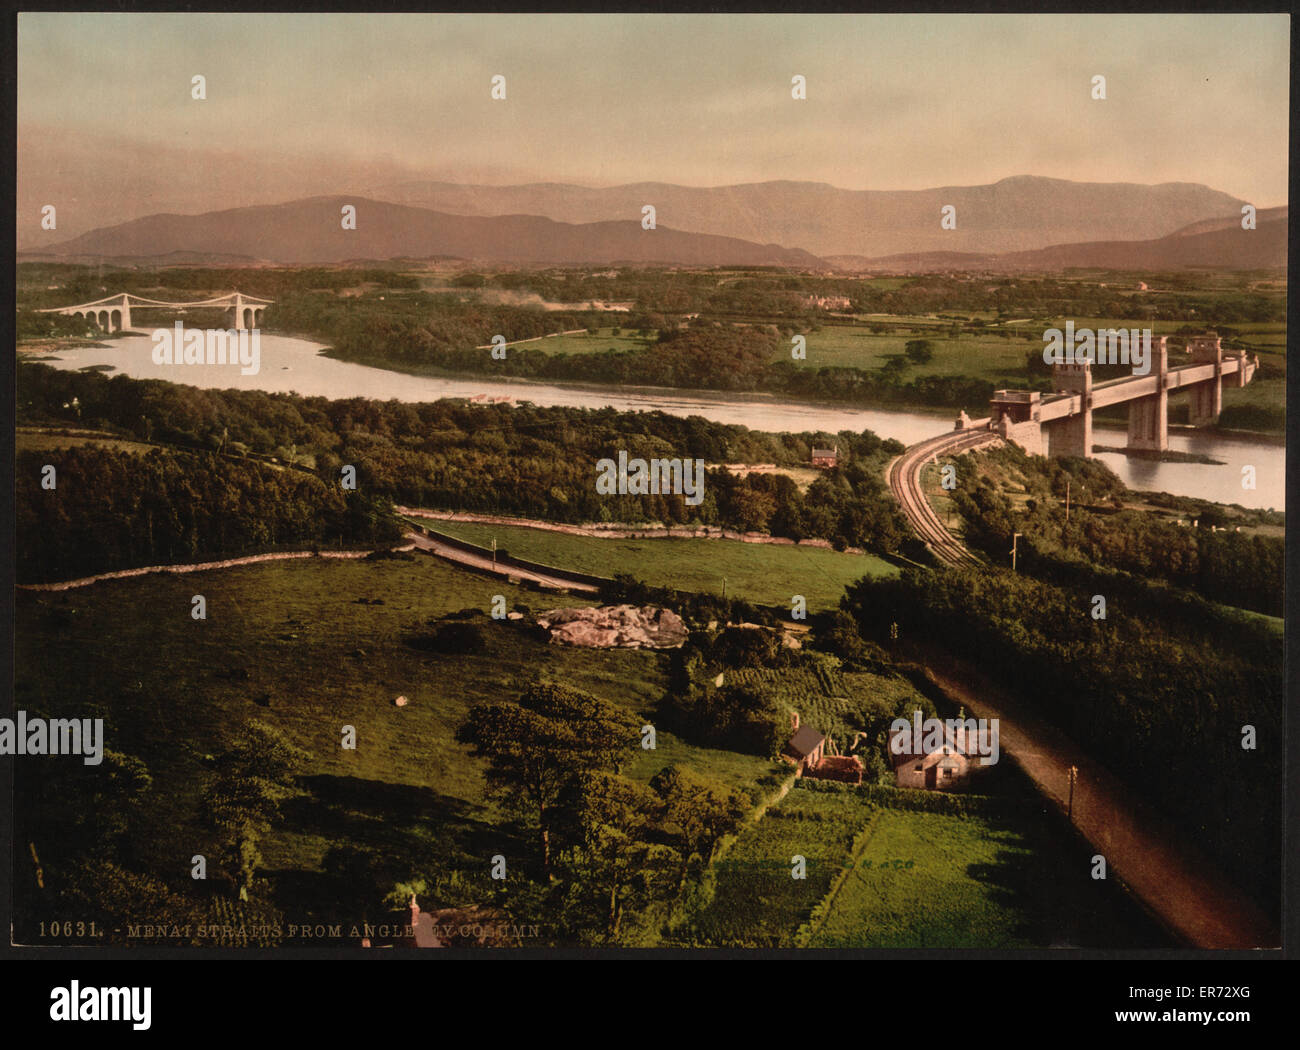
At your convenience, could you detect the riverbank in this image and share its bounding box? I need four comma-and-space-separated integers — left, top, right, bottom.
28, 333, 1285, 510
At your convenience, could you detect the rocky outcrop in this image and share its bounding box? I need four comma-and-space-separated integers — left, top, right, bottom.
536, 604, 688, 649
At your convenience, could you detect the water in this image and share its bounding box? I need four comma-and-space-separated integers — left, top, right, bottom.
37, 333, 1285, 511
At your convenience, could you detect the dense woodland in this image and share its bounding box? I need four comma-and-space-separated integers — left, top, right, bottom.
18, 364, 912, 582
15, 445, 401, 583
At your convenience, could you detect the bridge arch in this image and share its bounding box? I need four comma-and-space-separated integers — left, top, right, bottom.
110, 309, 122, 332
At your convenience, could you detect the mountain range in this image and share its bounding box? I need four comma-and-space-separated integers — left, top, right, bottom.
21, 178, 1285, 272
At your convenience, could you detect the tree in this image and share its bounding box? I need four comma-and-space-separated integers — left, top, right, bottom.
17, 747, 153, 866
904, 339, 935, 364
811, 610, 876, 665
555, 772, 679, 942
649, 765, 749, 876
456, 681, 639, 874
202, 720, 308, 898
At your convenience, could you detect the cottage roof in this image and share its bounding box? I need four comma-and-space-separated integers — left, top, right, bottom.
787, 725, 826, 757
889, 722, 982, 768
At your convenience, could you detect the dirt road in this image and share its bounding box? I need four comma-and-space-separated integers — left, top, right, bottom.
917, 649, 1279, 950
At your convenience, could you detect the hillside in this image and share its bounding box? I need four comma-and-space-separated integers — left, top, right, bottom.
369, 175, 1249, 258
30, 196, 826, 269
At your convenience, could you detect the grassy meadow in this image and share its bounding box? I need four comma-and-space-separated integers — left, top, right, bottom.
420, 518, 897, 611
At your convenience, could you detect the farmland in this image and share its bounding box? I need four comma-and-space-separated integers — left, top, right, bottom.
803, 806, 1163, 948
422, 518, 897, 612
13, 554, 775, 942
682, 783, 1168, 948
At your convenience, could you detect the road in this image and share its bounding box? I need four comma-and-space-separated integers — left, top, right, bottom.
917, 651, 1279, 949
886, 422, 1002, 567
403, 530, 600, 593
889, 423, 1279, 947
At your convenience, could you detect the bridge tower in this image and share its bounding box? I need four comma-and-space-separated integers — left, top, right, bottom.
1126, 336, 1168, 451
1187, 335, 1223, 427
1047, 361, 1092, 458
115, 293, 133, 333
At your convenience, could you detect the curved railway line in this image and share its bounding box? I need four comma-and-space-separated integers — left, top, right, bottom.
887, 421, 1003, 568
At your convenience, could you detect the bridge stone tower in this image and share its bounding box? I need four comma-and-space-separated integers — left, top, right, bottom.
1127, 335, 1168, 451
1047, 361, 1092, 458
1187, 335, 1223, 427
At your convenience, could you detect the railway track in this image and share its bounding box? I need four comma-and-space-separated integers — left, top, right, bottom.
887, 423, 1003, 568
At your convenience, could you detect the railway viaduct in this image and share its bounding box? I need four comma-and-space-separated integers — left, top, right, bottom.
985, 334, 1257, 457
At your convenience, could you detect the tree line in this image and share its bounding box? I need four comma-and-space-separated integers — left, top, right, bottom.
20, 364, 912, 565
16, 445, 400, 583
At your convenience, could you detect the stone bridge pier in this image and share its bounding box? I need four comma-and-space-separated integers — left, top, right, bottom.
1126, 336, 1168, 451
1187, 335, 1223, 428
228, 294, 266, 330
990, 332, 1256, 461
1045, 362, 1092, 458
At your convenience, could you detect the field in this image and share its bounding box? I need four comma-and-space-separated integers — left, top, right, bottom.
683, 784, 1168, 948
420, 518, 897, 611
787, 327, 1033, 382
781, 319, 1286, 434
804, 806, 1162, 948
520, 326, 656, 356
14, 555, 775, 924
16, 428, 159, 456
681, 784, 871, 946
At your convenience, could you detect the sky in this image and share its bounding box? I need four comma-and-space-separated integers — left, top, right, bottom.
17, 12, 1290, 243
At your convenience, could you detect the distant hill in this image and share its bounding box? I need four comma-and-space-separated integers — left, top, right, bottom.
995, 208, 1287, 271
29, 196, 826, 268
369, 175, 1251, 258
828, 207, 1287, 273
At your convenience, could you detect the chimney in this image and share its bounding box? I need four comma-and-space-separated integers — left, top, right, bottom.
409, 894, 420, 929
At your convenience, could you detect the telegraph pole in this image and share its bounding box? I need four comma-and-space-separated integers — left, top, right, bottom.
1010, 532, 1022, 572
1067, 765, 1078, 820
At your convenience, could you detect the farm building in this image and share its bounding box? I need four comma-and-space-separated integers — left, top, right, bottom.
809, 754, 864, 785
810, 447, 838, 469
889, 723, 973, 791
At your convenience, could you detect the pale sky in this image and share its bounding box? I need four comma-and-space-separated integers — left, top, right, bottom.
17, 12, 1290, 242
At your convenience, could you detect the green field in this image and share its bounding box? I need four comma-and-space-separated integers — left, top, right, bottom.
789, 327, 1037, 382
787, 319, 1287, 399
16, 429, 159, 456
681, 784, 871, 946
420, 518, 897, 611
805, 806, 1160, 948
515, 327, 656, 356
685, 785, 1167, 949
15, 556, 774, 906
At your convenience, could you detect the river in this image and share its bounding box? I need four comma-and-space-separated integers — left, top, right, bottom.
37, 333, 1284, 511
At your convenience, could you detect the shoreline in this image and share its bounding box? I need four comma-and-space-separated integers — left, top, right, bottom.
24, 334, 1286, 448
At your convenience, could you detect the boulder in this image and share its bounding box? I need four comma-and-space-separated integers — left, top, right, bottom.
536, 604, 688, 649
